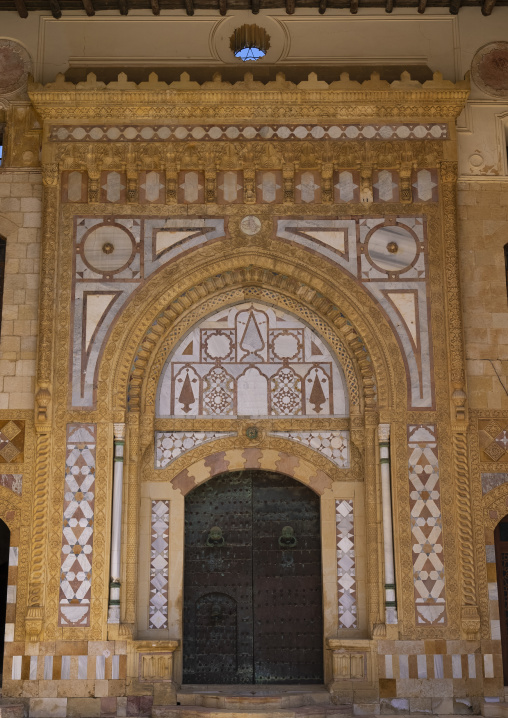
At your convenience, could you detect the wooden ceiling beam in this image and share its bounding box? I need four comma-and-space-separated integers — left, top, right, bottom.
285, 0, 295, 12
49, 0, 62, 16
219, 0, 227, 14
81, 0, 95, 15
318, 0, 326, 12
185, 0, 194, 13
118, 0, 128, 13
482, 0, 496, 14
449, 0, 461, 13
251, 0, 260, 13
350, 0, 358, 13
417, 0, 427, 11
150, 0, 160, 13
14, 0, 28, 18
385, 0, 393, 12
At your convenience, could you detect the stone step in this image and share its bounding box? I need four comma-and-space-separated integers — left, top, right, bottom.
154, 705, 351, 718
0, 704, 26, 718
177, 688, 334, 710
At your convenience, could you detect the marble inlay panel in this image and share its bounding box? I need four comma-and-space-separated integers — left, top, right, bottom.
61, 170, 87, 203
373, 170, 400, 202
50, 123, 449, 143
482, 472, 508, 494
336, 499, 356, 629
256, 171, 283, 203
59, 424, 96, 627
139, 171, 165, 203
408, 424, 446, 625
479, 420, 508, 463
412, 169, 439, 202
270, 431, 349, 468
155, 431, 236, 468
149, 500, 169, 629
0, 420, 24, 464
72, 216, 225, 408
0, 474, 22, 495
157, 302, 349, 418
334, 170, 360, 203
277, 217, 433, 409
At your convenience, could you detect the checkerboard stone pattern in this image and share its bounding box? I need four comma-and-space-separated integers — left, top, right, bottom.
149, 500, 170, 629
59, 424, 96, 627
336, 499, 357, 629
408, 424, 446, 625
5, 545, 18, 644
0, 420, 24, 463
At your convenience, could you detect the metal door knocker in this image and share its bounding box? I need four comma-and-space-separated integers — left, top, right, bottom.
278, 526, 297, 548
206, 526, 225, 547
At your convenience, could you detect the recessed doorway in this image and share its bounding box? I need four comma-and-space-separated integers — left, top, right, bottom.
183, 470, 323, 684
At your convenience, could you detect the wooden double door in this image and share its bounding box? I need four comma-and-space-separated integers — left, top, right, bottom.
183, 470, 323, 684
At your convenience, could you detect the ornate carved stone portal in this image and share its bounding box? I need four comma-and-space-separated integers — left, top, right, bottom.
2, 67, 497, 716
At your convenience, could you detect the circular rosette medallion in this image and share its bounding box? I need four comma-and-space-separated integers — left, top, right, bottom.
472, 42, 508, 98
82, 224, 136, 276
366, 224, 418, 275
0, 40, 31, 95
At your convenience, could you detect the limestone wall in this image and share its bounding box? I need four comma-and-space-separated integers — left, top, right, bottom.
458, 181, 508, 411
0, 169, 41, 410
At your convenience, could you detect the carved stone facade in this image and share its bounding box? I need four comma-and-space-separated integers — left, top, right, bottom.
0, 23, 507, 716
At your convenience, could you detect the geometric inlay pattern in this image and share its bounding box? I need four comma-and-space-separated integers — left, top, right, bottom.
157, 302, 349, 418
277, 217, 432, 409
58, 424, 97, 627
0, 420, 24, 464
336, 499, 356, 629
149, 500, 169, 630
71, 216, 225, 408
478, 419, 508, 463
408, 424, 446, 626
270, 431, 349, 468
50, 123, 449, 143
0, 474, 22, 496
155, 432, 236, 469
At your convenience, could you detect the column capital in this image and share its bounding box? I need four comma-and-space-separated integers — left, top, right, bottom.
378, 423, 390, 442
113, 422, 126, 441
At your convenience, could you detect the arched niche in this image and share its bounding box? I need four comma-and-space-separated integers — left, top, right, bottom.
156, 301, 349, 420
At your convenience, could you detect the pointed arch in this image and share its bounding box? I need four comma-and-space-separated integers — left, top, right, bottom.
97, 247, 408, 415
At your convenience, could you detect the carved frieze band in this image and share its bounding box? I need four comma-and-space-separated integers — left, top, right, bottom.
51, 123, 449, 143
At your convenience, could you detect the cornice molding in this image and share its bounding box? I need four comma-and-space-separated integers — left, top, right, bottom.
28, 70, 470, 122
